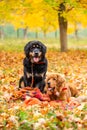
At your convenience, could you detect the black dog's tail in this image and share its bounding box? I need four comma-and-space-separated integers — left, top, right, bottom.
19, 76, 25, 88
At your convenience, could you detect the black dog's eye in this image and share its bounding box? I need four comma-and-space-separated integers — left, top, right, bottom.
33, 45, 36, 48
30, 44, 41, 51
36, 45, 41, 49
30, 45, 36, 51
36, 45, 39, 47
30, 47, 33, 51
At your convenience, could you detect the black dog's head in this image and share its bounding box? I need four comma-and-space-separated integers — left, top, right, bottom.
24, 40, 47, 63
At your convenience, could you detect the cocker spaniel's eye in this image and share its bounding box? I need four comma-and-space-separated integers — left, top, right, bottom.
53, 78, 57, 81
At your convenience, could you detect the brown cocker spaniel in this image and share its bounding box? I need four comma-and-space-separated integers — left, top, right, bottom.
45, 73, 78, 101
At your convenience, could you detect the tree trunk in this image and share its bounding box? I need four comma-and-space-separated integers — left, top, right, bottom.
55, 30, 57, 38
75, 29, 78, 40
17, 29, 20, 38
35, 31, 38, 38
0, 26, 5, 39
74, 22, 79, 40
23, 27, 28, 39
43, 31, 46, 38
58, 3, 68, 52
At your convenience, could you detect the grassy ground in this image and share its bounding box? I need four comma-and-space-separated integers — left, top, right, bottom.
0, 37, 87, 52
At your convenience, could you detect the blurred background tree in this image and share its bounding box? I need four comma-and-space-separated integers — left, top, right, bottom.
44, 0, 87, 51
0, 0, 87, 51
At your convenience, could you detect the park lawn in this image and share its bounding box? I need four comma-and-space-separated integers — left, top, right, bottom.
0, 39, 87, 129
0, 38, 87, 52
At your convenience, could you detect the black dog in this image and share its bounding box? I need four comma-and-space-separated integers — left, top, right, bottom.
19, 40, 47, 92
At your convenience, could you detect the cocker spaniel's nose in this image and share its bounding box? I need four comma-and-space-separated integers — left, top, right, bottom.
47, 82, 50, 87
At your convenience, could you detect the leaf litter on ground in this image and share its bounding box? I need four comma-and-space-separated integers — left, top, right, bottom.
0, 50, 87, 129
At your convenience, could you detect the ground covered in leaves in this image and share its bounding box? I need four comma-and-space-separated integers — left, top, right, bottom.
0, 50, 87, 130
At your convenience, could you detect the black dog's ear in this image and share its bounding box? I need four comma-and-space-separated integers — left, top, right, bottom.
38, 41, 47, 54
24, 41, 31, 58
42, 44, 47, 54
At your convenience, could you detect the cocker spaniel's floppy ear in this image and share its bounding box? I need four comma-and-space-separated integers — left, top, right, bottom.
57, 74, 66, 84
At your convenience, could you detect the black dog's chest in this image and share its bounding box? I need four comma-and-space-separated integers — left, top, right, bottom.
26, 64, 45, 87
32, 64, 44, 73
27, 63, 45, 74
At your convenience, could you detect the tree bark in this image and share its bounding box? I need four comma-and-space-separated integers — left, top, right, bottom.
43, 31, 46, 38
75, 29, 78, 40
17, 29, 20, 38
0, 26, 5, 39
23, 27, 28, 39
35, 31, 38, 38
55, 30, 57, 38
74, 22, 79, 40
58, 3, 68, 52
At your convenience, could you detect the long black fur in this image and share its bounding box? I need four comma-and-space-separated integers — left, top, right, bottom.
19, 40, 47, 92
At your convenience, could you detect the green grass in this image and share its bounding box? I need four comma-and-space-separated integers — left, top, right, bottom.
68, 38, 87, 49
0, 37, 87, 52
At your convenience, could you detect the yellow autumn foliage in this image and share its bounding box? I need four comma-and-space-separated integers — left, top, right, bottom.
0, 0, 87, 33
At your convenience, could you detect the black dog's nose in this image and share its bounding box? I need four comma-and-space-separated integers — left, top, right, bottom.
34, 48, 39, 56
35, 52, 38, 55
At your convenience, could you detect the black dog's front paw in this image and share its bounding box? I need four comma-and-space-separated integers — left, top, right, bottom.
36, 81, 45, 93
